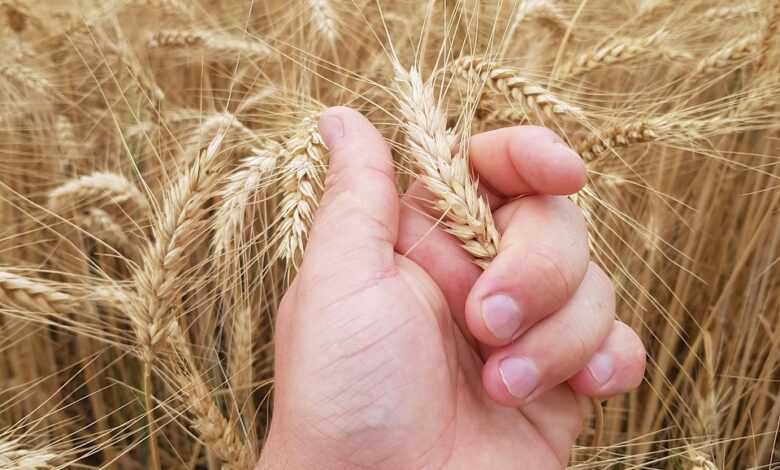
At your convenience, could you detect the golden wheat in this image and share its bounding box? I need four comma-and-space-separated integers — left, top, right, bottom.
394, 64, 500, 269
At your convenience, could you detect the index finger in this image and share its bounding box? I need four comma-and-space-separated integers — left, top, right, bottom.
469, 126, 586, 201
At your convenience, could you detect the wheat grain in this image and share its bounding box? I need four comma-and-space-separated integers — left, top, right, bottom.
451, 56, 585, 122
274, 117, 327, 266
394, 65, 500, 269
147, 30, 270, 58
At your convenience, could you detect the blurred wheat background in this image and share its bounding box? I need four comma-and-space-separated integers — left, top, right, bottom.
0, 0, 778, 468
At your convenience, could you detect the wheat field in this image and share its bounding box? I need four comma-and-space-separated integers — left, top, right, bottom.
0, 0, 778, 468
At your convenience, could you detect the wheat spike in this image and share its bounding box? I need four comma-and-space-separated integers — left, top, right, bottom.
508, 0, 570, 34
129, 131, 229, 364
274, 117, 327, 266
452, 56, 585, 122
121, 0, 192, 17
0, 271, 74, 314
307, 0, 340, 44
703, 4, 759, 21
0, 439, 58, 469
394, 65, 500, 269
0, 64, 52, 96
559, 32, 666, 78
214, 143, 280, 259
147, 30, 270, 57
694, 33, 760, 76
48, 172, 149, 219
175, 367, 253, 469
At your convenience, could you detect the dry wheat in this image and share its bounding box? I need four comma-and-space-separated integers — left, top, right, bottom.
394, 64, 500, 269
48, 172, 149, 219
694, 33, 760, 76
559, 32, 666, 78
0, 271, 73, 314
451, 56, 585, 122
307, 0, 340, 44
274, 117, 327, 266
703, 4, 760, 22
147, 30, 270, 58
0, 439, 58, 469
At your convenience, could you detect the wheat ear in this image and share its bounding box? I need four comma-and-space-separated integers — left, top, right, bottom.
48, 172, 149, 219
121, 0, 192, 17
307, 0, 340, 44
0, 438, 58, 469
174, 366, 253, 470
693, 33, 760, 76
703, 4, 760, 22
274, 117, 327, 266
0, 270, 73, 314
130, 131, 229, 364
213, 142, 281, 259
559, 32, 665, 78
165, 322, 253, 470
0, 63, 52, 96
508, 0, 570, 33
130, 131, 229, 470
451, 56, 585, 122
394, 65, 500, 269
147, 30, 270, 57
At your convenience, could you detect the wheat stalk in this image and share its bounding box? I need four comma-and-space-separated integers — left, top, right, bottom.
451, 56, 585, 122
147, 30, 270, 57
394, 64, 500, 269
274, 117, 327, 267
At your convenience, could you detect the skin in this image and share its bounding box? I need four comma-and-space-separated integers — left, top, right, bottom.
256, 107, 646, 470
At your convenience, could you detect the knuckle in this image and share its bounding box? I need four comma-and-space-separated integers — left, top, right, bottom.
526, 248, 575, 306
587, 263, 616, 318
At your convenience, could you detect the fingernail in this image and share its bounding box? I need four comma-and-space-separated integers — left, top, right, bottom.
586, 352, 615, 385
481, 294, 522, 340
318, 112, 345, 148
499, 356, 540, 401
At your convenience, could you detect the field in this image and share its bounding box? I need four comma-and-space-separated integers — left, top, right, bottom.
0, 0, 779, 468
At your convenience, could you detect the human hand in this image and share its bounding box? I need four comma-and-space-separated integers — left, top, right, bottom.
256, 107, 646, 470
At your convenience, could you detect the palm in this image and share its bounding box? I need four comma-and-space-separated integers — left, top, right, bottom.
272, 255, 578, 470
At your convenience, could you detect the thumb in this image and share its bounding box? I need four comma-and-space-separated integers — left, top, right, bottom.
302, 106, 399, 274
